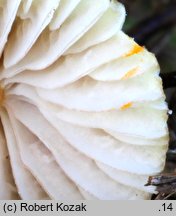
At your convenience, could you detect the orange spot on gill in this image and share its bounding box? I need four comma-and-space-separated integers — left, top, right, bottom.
124, 44, 144, 57
121, 67, 139, 80
120, 102, 133, 110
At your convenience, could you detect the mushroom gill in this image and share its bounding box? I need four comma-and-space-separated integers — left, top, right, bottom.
0, 0, 169, 200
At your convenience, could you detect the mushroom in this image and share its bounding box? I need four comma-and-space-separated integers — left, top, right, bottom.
0, 0, 168, 200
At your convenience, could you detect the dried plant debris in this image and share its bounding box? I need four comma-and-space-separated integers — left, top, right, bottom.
146, 174, 176, 200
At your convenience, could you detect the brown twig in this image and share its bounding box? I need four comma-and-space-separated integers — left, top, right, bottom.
146, 174, 176, 199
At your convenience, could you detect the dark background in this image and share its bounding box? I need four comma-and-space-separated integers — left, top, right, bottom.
120, 0, 176, 73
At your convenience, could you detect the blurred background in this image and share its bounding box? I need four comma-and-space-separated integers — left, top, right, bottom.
120, 0, 176, 73
119, 0, 176, 199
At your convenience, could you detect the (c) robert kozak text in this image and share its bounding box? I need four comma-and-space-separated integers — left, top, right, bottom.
2, 202, 87, 213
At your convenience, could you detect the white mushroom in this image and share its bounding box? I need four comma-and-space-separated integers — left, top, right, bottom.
0, 0, 168, 200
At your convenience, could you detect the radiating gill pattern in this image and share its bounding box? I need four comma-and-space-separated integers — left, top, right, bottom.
0, 0, 168, 200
